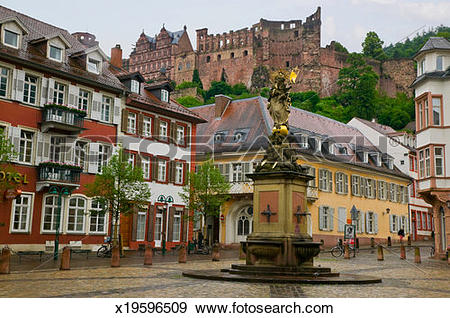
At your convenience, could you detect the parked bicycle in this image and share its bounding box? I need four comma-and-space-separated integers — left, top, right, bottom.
330, 240, 355, 257
192, 239, 210, 255
97, 237, 112, 258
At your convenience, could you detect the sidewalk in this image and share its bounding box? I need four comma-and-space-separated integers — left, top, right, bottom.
6, 248, 240, 273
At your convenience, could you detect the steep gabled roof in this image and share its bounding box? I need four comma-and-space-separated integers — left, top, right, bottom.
415, 37, 450, 57
191, 96, 409, 179
0, 5, 124, 92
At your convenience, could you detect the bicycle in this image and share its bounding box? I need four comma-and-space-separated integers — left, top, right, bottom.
192, 239, 210, 255
97, 237, 113, 258
330, 241, 355, 257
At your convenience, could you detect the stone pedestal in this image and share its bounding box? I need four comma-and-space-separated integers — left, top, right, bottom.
238, 171, 327, 275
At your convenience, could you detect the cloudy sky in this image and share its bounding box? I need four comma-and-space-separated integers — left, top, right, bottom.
2, 0, 449, 56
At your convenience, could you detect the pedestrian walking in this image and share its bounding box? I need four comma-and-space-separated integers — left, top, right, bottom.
398, 228, 405, 243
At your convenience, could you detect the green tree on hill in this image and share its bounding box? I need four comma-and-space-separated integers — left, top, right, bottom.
362, 31, 387, 61
337, 53, 379, 120
192, 69, 203, 89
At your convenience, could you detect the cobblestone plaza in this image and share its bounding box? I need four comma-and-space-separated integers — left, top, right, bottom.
0, 247, 448, 298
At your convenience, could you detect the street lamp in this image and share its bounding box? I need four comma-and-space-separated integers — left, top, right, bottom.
157, 194, 174, 255
49, 185, 71, 260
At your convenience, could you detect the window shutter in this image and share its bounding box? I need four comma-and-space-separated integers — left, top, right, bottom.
64, 137, 76, 165
87, 142, 99, 174
329, 208, 335, 231
374, 213, 378, 234
243, 162, 250, 181
113, 97, 121, 125
183, 163, 188, 185
13, 69, 25, 102
135, 154, 142, 169
131, 211, 138, 241
40, 77, 48, 106
360, 177, 365, 197
47, 78, 55, 104
328, 171, 332, 192
366, 212, 370, 234
372, 180, 377, 199
186, 125, 191, 146
35, 132, 51, 165
389, 214, 394, 233
137, 113, 144, 136
91, 92, 102, 120
335, 172, 339, 193
153, 117, 160, 140
8, 126, 21, 162
344, 174, 348, 194
169, 122, 176, 144
182, 208, 189, 242
169, 161, 176, 183
168, 207, 175, 242
318, 206, 324, 230
121, 109, 129, 133
338, 207, 346, 232
359, 211, 365, 234
151, 157, 158, 181
377, 181, 381, 200
405, 216, 409, 234
68, 84, 79, 108
147, 205, 154, 242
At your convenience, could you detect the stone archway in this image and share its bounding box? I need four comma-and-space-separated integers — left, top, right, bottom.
225, 201, 253, 244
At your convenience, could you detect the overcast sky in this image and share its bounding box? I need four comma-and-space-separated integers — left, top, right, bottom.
2, 0, 449, 57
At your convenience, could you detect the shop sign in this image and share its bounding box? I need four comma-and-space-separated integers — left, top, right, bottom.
0, 170, 28, 184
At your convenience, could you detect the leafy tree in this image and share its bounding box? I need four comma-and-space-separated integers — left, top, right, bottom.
231, 83, 249, 96
180, 160, 230, 244
192, 69, 203, 89
0, 128, 18, 192
362, 31, 387, 61
85, 148, 151, 246
384, 25, 450, 59
337, 53, 379, 120
260, 87, 270, 98
204, 81, 232, 101
220, 68, 228, 83
290, 91, 320, 112
333, 41, 349, 54
176, 96, 204, 107
176, 81, 198, 90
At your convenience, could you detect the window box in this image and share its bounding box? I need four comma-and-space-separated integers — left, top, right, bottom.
38, 162, 81, 184
41, 103, 86, 133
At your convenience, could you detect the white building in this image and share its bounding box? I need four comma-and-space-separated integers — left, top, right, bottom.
411, 37, 450, 259
348, 118, 432, 240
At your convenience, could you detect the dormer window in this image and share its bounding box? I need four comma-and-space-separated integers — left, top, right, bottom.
298, 134, 308, 149
87, 58, 100, 74
161, 89, 169, 102
4, 29, 19, 48
436, 56, 443, 71
130, 80, 140, 94
49, 45, 63, 62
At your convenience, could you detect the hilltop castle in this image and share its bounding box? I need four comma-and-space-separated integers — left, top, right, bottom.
125, 7, 415, 97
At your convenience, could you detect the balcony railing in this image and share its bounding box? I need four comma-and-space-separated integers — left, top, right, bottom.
229, 181, 254, 194
41, 104, 85, 133
306, 186, 318, 201
38, 164, 81, 184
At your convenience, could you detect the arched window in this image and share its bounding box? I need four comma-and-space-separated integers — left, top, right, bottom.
230, 52, 235, 59
67, 197, 86, 233
217, 54, 221, 61
237, 214, 250, 236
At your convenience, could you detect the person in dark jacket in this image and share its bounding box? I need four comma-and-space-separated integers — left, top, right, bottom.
398, 228, 405, 242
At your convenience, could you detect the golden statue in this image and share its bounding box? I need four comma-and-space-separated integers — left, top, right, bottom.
267, 68, 298, 136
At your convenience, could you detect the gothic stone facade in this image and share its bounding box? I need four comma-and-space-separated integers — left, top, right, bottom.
129, 7, 415, 97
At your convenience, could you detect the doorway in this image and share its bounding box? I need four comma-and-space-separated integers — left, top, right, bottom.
235, 206, 253, 243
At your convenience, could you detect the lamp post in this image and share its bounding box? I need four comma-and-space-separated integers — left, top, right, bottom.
157, 194, 174, 256
49, 185, 71, 260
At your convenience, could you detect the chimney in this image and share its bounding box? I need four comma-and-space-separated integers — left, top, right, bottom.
214, 95, 232, 118
110, 44, 122, 69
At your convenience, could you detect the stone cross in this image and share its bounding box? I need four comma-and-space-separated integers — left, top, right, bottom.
294, 205, 302, 223
261, 204, 276, 223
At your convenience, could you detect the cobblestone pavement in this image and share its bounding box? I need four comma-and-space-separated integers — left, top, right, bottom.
0, 246, 448, 298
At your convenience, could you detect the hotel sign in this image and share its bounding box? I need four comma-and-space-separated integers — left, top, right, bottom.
0, 170, 29, 184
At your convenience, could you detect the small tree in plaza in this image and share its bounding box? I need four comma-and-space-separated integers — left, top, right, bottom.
0, 128, 18, 193
85, 147, 151, 246
180, 160, 230, 244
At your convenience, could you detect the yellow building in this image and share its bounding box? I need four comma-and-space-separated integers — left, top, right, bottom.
191, 96, 410, 247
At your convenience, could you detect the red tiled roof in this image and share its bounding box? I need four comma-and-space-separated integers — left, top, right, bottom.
127, 92, 206, 123
353, 117, 396, 135
0, 5, 125, 92
191, 96, 409, 179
